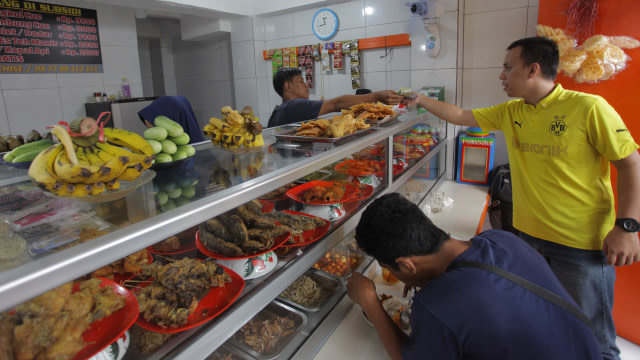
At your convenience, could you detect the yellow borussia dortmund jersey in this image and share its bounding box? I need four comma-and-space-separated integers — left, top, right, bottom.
473, 84, 638, 250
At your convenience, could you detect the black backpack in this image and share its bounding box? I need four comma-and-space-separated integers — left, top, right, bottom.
488, 164, 518, 235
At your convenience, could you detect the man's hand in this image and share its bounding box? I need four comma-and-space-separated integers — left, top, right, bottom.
602, 226, 640, 266
346, 272, 379, 308
374, 90, 404, 106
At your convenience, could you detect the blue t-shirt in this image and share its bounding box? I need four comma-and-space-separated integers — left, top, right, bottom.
267, 98, 323, 128
403, 230, 600, 360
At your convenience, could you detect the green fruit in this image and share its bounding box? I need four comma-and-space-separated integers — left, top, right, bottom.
174, 197, 191, 207
172, 150, 188, 161
160, 140, 177, 155
169, 133, 190, 146
3, 152, 15, 162
7, 139, 54, 162
143, 127, 168, 141
154, 116, 184, 138
167, 187, 182, 199
12, 148, 45, 163
181, 185, 196, 198
156, 191, 168, 205
155, 153, 173, 163
177, 144, 196, 157
161, 198, 176, 212
147, 139, 162, 154
160, 181, 176, 192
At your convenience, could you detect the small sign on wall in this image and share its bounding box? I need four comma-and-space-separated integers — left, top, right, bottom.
0, 0, 103, 73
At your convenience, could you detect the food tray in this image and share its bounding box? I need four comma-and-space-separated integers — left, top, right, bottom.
274, 126, 373, 143
277, 268, 341, 312
43, 170, 156, 203
227, 301, 306, 360
366, 114, 399, 126
206, 344, 251, 360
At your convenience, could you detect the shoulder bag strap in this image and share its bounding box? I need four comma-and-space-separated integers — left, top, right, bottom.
449, 261, 591, 327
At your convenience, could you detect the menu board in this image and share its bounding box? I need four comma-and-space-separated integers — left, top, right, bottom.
0, 0, 102, 73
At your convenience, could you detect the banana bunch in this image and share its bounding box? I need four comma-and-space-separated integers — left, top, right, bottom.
203, 106, 264, 149
28, 118, 154, 197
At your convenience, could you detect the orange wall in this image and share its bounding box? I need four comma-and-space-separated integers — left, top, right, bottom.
539, 0, 640, 344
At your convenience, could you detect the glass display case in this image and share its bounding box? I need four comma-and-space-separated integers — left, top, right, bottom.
0, 108, 447, 360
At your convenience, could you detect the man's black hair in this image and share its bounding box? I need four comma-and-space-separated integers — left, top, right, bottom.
273, 68, 303, 97
355, 193, 449, 269
507, 37, 559, 80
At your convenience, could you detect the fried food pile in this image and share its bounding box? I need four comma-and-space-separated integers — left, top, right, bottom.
294, 113, 369, 138
342, 102, 395, 122
233, 312, 297, 355
0, 278, 126, 360
257, 183, 297, 200
199, 200, 290, 257
299, 183, 345, 203
137, 258, 231, 328
336, 160, 383, 176
91, 248, 150, 280
130, 324, 174, 355
264, 211, 327, 245
151, 227, 197, 253
280, 275, 327, 308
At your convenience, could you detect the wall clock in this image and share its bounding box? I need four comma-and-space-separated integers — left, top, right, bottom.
312, 8, 339, 40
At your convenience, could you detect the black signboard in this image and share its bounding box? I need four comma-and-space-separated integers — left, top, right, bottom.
0, 0, 102, 73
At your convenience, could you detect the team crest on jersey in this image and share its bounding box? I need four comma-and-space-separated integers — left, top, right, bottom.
549, 115, 567, 136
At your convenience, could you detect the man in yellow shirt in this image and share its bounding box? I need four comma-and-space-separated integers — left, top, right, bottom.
406, 36, 640, 360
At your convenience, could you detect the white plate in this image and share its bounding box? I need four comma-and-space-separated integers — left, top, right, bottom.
216, 251, 278, 280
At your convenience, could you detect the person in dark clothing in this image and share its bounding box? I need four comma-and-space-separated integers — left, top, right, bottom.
138, 95, 205, 143
347, 193, 601, 360
267, 68, 403, 128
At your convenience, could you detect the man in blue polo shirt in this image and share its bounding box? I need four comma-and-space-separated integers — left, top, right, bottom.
267, 68, 403, 128
347, 193, 601, 360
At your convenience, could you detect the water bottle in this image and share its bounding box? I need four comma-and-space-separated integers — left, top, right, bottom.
121, 77, 131, 99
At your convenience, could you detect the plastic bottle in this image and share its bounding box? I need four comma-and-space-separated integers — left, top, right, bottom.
121, 78, 131, 99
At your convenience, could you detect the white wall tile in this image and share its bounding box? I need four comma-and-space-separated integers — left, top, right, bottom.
95, 4, 137, 47
232, 41, 257, 79
293, 8, 318, 37
203, 80, 226, 116
253, 17, 266, 41
0, 74, 58, 90
101, 45, 142, 86
464, 0, 528, 14
365, 22, 410, 38
294, 35, 320, 47
264, 14, 294, 41
363, 71, 387, 91
388, 46, 410, 71
328, 69, 354, 98
528, 0, 539, 6
365, 0, 411, 26
231, 16, 254, 43
59, 86, 96, 123
463, 8, 528, 68
362, 48, 386, 73
254, 41, 267, 78
334, 1, 366, 30
56, 73, 105, 89
265, 38, 295, 50
219, 45, 234, 81
461, 67, 510, 109
256, 77, 271, 118
234, 78, 258, 111
386, 70, 411, 92
527, 6, 539, 37
3, 89, 63, 135
334, 28, 366, 42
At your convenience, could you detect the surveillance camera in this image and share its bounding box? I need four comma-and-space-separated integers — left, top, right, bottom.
409, 1, 427, 16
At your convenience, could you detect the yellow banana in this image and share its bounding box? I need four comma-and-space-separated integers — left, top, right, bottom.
105, 178, 120, 191
95, 142, 152, 170
51, 125, 79, 164
91, 182, 105, 195
53, 150, 103, 184
83, 145, 108, 165
203, 123, 216, 136
254, 134, 264, 146
118, 163, 144, 182
222, 132, 233, 144
75, 146, 91, 165
66, 183, 93, 197
221, 106, 245, 127
208, 117, 225, 129
232, 134, 245, 146
103, 127, 154, 157
28, 144, 68, 195
212, 129, 222, 142
244, 133, 255, 147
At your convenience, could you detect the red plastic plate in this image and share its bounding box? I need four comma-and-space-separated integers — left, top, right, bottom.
195, 229, 290, 260
71, 278, 139, 360
134, 263, 244, 333
286, 180, 357, 205
280, 211, 331, 247
345, 183, 374, 202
